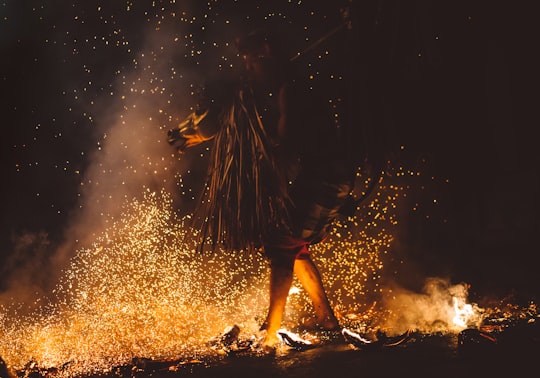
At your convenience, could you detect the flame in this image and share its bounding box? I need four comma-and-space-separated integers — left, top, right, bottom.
452, 297, 476, 329
288, 286, 301, 295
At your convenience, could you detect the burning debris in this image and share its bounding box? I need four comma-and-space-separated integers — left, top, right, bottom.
2, 301, 539, 378
277, 329, 317, 351
457, 301, 539, 358
207, 324, 259, 355
342, 328, 412, 350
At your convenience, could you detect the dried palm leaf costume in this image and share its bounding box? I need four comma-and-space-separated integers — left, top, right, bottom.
200, 84, 291, 252
169, 75, 354, 259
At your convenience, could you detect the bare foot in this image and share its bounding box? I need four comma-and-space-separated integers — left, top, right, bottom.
259, 331, 280, 354
263, 331, 280, 346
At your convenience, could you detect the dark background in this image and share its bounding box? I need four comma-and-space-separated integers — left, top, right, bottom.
1, 1, 538, 301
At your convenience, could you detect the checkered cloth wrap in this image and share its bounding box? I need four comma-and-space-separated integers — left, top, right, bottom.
264, 169, 353, 261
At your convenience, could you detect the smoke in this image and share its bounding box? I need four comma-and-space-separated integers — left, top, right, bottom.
0, 2, 209, 307
0, 0, 340, 311
0, 231, 53, 309
61, 1, 245, 251
379, 277, 484, 334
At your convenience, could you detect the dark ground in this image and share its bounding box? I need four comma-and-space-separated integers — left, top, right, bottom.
4, 311, 536, 378
67, 322, 540, 377
163, 334, 537, 378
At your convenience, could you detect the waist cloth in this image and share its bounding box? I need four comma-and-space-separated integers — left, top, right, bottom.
264, 175, 353, 261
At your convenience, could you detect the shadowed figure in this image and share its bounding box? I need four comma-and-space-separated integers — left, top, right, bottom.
168, 29, 355, 348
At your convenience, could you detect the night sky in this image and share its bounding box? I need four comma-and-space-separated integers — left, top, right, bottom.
1, 1, 538, 301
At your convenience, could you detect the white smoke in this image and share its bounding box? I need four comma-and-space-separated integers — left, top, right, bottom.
380, 277, 484, 334
1, 3, 206, 307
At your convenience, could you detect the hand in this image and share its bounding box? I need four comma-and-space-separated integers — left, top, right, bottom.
181, 132, 211, 149
167, 108, 212, 153
168, 130, 212, 155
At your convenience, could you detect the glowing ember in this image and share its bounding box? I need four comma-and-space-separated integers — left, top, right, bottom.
0, 179, 403, 376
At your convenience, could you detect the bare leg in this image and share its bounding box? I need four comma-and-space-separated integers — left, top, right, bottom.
263, 256, 295, 347
294, 257, 339, 330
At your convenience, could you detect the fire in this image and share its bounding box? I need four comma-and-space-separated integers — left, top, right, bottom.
0, 179, 405, 376
288, 286, 301, 295
452, 296, 476, 329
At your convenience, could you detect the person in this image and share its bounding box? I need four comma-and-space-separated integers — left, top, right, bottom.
168, 29, 355, 349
